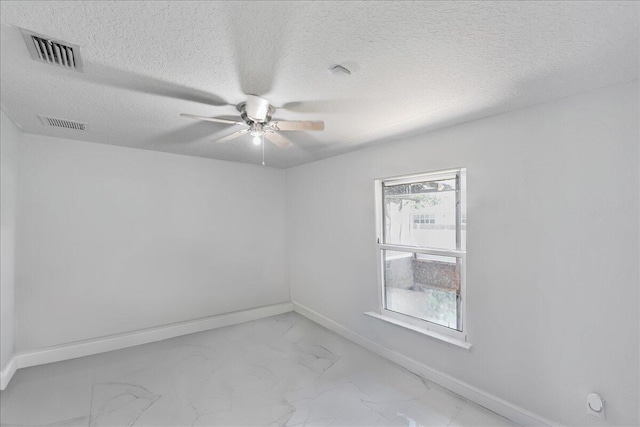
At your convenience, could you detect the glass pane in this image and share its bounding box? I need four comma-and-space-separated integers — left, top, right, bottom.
383, 177, 458, 250
383, 250, 461, 331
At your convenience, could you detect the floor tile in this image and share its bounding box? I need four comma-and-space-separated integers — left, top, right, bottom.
0, 313, 518, 427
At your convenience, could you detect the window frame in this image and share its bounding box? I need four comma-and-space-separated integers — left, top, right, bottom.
373, 168, 468, 344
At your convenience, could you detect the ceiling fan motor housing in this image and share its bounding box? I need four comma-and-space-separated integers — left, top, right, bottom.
240, 94, 275, 123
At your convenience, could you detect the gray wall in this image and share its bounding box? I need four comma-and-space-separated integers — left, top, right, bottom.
1, 111, 19, 371
3, 81, 638, 425
286, 81, 639, 426
15, 134, 289, 351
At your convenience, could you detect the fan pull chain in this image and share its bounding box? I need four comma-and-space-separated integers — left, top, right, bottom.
262, 134, 265, 166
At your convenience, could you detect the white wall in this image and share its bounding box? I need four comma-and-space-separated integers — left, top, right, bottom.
286, 81, 639, 426
1, 111, 20, 370
16, 135, 288, 351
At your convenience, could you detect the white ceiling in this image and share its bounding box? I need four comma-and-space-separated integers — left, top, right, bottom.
1, 1, 638, 168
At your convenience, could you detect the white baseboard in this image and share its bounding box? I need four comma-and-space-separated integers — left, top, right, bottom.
0, 302, 292, 391
292, 301, 561, 427
0, 354, 17, 390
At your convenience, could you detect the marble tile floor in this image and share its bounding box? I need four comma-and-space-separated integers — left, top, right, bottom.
0, 312, 518, 427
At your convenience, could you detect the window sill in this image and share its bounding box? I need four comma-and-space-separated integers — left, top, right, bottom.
364, 311, 472, 350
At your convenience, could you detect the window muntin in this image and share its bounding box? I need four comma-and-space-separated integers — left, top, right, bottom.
376, 169, 466, 338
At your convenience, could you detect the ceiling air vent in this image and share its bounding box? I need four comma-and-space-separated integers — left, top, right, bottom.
21, 29, 83, 72
40, 116, 87, 131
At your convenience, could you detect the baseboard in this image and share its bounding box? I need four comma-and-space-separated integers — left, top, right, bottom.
0, 301, 293, 390
292, 301, 561, 427
0, 354, 17, 390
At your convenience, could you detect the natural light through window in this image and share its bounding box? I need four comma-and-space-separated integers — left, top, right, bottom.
374, 169, 467, 342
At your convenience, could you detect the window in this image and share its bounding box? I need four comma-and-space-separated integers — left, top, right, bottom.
373, 169, 467, 343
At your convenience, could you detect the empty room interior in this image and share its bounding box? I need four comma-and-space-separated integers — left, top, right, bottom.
0, 2, 638, 426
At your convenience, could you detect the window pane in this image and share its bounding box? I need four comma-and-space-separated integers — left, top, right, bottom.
383, 177, 457, 250
383, 250, 461, 331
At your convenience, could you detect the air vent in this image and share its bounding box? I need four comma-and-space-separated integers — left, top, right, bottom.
40, 116, 87, 131
21, 29, 83, 72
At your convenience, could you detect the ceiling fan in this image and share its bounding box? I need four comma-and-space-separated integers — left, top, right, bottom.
180, 94, 324, 148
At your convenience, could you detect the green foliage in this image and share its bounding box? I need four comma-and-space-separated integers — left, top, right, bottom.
422, 288, 457, 326
411, 193, 441, 209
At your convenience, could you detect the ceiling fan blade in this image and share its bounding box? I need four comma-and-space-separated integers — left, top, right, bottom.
264, 131, 292, 148
213, 129, 249, 143
225, 4, 288, 96
84, 63, 229, 106
146, 121, 227, 145
269, 121, 325, 132
180, 114, 244, 125
281, 100, 360, 113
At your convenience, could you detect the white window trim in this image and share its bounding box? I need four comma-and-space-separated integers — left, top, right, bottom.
370, 168, 470, 349
364, 311, 472, 350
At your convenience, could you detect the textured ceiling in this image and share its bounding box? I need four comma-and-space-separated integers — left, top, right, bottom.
1, 1, 638, 168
